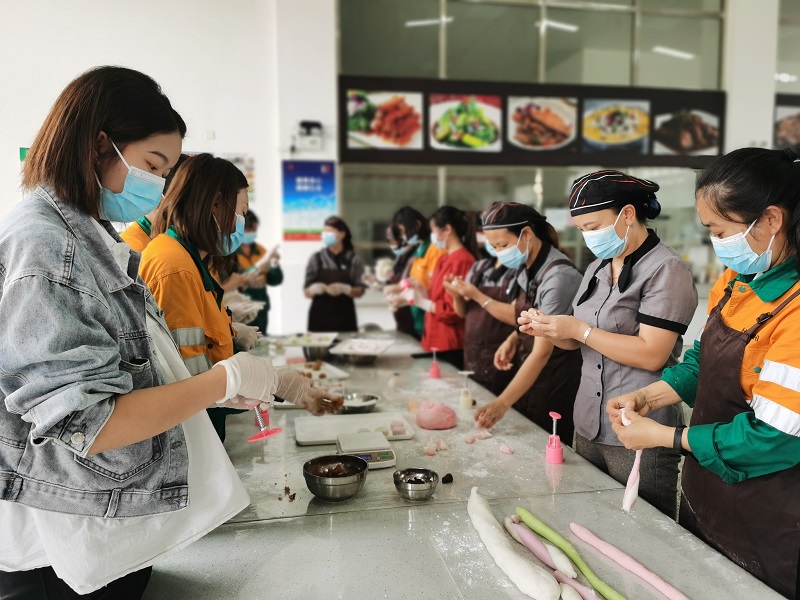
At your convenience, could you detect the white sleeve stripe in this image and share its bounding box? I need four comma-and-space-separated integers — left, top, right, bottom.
750, 394, 800, 436
760, 359, 800, 393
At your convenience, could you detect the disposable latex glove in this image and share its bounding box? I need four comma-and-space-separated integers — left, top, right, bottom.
215, 353, 277, 405
232, 322, 261, 351
227, 301, 264, 324
404, 288, 433, 313
307, 282, 327, 296
276, 369, 343, 415
266, 244, 281, 264
327, 283, 352, 297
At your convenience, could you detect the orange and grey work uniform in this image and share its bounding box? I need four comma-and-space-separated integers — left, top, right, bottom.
139, 230, 235, 376
120, 216, 153, 254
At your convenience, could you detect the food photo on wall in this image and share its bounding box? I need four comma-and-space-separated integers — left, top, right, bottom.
581, 99, 650, 155
428, 94, 502, 152
506, 96, 578, 153
346, 89, 423, 150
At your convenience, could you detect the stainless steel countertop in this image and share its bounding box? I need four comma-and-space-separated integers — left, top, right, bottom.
143, 334, 782, 600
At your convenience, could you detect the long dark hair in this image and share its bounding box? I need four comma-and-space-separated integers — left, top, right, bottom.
152, 154, 246, 257
22, 66, 186, 216
325, 215, 354, 252
391, 206, 429, 245
430, 205, 479, 258
697, 146, 800, 271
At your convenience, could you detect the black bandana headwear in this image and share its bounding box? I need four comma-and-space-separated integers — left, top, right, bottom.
482, 202, 558, 248
568, 170, 661, 219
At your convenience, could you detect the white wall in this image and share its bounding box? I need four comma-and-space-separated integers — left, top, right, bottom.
0, 0, 340, 336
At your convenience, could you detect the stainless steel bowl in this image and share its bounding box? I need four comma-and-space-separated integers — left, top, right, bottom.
393, 468, 439, 501
303, 455, 368, 502
302, 346, 330, 361
340, 393, 380, 414
339, 353, 378, 366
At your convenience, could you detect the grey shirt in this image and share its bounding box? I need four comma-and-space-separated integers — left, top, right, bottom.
572, 234, 698, 444
304, 248, 365, 289
515, 244, 582, 316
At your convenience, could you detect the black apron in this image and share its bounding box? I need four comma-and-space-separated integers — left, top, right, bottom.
389, 248, 418, 339
463, 260, 517, 396
680, 285, 800, 599
307, 253, 358, 333
513, 258, 582, 445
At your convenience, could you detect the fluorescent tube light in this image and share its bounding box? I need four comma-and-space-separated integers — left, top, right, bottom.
652, 45, 695, 60
536, 19, 579, 33
775, 72, 799, 83
405, 16, 454, 28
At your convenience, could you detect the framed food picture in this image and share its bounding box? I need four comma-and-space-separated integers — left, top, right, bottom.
347, 90, 423, 150
774, 104, 800, 149
429, 94, 502, 152
653, 109, 720, 155
507, 97, 577, 151
582, 99, 650, 155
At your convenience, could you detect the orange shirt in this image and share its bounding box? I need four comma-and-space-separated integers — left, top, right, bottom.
139, 234, 234, 375
409, 241, 445, 290
120, 220, 152, 253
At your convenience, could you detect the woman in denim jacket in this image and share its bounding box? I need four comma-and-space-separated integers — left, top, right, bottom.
0, 67, 341, 599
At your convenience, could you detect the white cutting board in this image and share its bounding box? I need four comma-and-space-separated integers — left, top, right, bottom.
294, 412, 415, 446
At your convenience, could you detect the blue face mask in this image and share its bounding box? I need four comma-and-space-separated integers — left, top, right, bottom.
97, 140, 166, 222
217, 213, 246, 255
710, 219, 775, 275
484, 241, 497, 258
407, 234, 420, 246
432, 234, 447, 250
582, 211, 629, 260
322, 231, 338, 248
241, 232, 258, 246
496, 232, 529, 269
391, 245, 409, 258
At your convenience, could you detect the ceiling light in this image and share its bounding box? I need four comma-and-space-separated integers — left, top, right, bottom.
537, 19, 579, 33
652, 45, 695, 60
775, 72, 799, 83
405, 16, 454, 28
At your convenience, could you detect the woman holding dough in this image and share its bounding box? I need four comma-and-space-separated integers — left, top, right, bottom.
608, 149, 800, 597
521, 171, 697, 517
304, 216, 365, 332
474, 203, 582, 443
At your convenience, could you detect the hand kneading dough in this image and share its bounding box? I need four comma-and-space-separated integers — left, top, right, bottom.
467, 487, 560, 600
416, 400, 457, 430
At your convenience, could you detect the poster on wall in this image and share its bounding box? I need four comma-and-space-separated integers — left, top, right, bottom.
282, 161, 336, 241
429, 94, 502, 152
339, 75, 726, 168
581, 99, 650, 155
219, 153, 256, 204
507, 97, 577, 153
347, 90, 423, 150
774, 94, 800, 148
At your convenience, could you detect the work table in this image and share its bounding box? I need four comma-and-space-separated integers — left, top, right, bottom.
143, 334, 782, 600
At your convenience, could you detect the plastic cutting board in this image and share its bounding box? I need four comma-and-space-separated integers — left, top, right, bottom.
294, 412, 415, 446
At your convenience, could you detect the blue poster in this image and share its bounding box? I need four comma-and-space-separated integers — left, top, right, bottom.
282, 160, 336, 241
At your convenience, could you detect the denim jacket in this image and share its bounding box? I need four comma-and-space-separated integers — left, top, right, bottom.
0, 187, 189, 518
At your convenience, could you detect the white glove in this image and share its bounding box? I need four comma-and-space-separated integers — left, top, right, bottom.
308, 282, 327, 296
232, 322, 261, 351
215, 353, 277, 404
275, 369, 343, 415
227, 301, 264, 324
403, 288, 434, 313
326, 283, 352, 297
266, 244, 281, 265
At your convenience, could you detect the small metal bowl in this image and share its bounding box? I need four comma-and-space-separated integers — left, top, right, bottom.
303, 346, 330, 361
393, 468, 439, 501
340, 353, 378, 366
340, 393, 380, 414
303, 455, 368, 502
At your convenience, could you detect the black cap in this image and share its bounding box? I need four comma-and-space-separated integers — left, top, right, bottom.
568, 170, 661, 219
482, 202, 546, 230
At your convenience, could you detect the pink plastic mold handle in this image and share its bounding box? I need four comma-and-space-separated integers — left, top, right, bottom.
248, 427, 283, 442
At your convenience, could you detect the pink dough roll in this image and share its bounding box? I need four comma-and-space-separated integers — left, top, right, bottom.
570, 523, 689, 600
